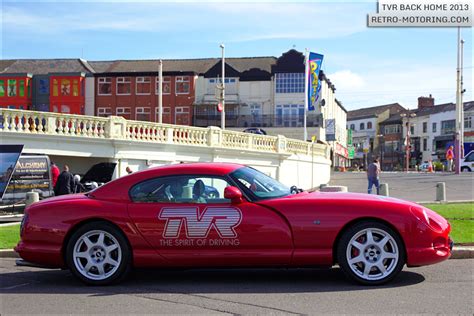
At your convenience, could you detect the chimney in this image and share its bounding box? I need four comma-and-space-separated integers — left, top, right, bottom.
418, 94, 435, 109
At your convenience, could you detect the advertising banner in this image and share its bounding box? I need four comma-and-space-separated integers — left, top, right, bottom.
0, 145, 24, 199
307, 52, 324, 111
325, 119, 336, 141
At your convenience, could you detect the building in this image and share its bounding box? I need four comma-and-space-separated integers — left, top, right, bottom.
401, 96, 474, 166
194, 57, 276, 127
0, 59, 95, 115
347, 103, 405, 168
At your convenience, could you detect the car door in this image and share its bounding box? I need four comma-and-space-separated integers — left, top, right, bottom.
127, 174, 293, 267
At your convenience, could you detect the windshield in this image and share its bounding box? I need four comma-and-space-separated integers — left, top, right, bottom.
230, 167, 291, 200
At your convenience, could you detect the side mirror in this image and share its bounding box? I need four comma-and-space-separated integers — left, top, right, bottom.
224, 186, 243, 204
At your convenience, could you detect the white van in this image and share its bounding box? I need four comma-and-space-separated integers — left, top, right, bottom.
461, 151, 474, 172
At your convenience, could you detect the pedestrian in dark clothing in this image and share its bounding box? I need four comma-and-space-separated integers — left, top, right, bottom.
51, 162, 60, 187
54, 165, 75, 196
367, 158, 381, 195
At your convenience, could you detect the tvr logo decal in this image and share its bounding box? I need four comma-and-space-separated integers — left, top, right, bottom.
158, 207, 242, 238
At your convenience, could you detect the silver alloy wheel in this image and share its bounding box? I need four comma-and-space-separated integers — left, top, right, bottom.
72, 230, 122, 281
346, 228, 399, 281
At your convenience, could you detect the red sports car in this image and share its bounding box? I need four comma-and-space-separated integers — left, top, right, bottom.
15, 163, 453, 285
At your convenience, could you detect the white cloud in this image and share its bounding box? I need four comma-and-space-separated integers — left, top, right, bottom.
329, 70, 366, 90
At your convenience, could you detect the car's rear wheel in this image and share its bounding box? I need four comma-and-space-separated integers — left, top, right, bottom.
337, 221, 405, 285
66, 222, 131, 285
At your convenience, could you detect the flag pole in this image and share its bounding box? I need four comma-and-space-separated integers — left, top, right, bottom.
304, 48, 309, 141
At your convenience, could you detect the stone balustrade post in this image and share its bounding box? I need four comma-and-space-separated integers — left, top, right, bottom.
166, 127, 174, 144
207, 126, 222, 147
46, 116, 57, 134
276, 135, 287, 153
106, 116, 126, 138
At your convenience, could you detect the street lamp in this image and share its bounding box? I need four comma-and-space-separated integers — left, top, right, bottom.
400, 112, 416, 172
220, 44, 225, 130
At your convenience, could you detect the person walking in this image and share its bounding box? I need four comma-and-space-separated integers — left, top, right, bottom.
54, 165, 75, 196
367, 158, 381, 195
446, 145, 454, 172
50, 162, 60, 188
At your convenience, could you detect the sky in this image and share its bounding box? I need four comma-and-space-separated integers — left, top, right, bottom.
1, 0, 472, 111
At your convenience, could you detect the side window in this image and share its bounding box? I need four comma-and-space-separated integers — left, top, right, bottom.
465, 152, 474, 162
130, 175, 231, 204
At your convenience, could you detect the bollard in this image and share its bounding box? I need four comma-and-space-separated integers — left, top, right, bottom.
379, 183, 389, 196
25, 191, 39, 207
320, 185, 348, 193
436, 182, 446, 202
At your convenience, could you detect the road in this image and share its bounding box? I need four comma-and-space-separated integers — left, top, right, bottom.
329, 172, 473, 202
1, 258, 472, 315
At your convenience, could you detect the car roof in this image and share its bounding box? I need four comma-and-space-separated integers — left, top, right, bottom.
89, 162, 244, 201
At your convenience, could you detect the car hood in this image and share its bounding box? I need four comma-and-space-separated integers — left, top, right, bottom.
258, 190, 418, 210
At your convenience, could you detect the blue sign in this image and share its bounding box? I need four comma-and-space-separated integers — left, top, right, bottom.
307, 52, 324, 111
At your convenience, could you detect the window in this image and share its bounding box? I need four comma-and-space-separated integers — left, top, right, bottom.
432, 122, 437, 133
384, 124, 401, 134
230, 166, 290, 200
129, 175, 231, 204
98, 77, 112, 95
0, 80, 5, 97
155, 107, 171, 123
53, 79, 59, 96
136, 107, 151, 121
360, 123, 365, 130
367, 122, 372, 129
136, 77, 151, 95
61, 79, 71, 96
60, 105, 70, 113
350, 124, 355, 130
19, 80, 25, 97
155, 76, 171, 94
116, 107, 131, 119
117, 77, 131, 95
275, 104, 304, 127
423, 138, 428, 151
384, 140, 400, 152
275, 73, 304, 93
465, 116, 472, 129
441, 120, 455, 135
410, 125, 415, 135
175, 106, 190, 125
97, 107, 112, 117
73, 80, 79, 96
175, 76, 190, 94
8, 80, 16, 97
423, 122, 427, 133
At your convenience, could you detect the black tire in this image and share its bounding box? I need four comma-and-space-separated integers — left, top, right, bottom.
337, 221, 405, 285
66, 222, 132, 285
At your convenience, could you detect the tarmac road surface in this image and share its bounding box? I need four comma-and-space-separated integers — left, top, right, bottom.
0, 258, 472, 315
329, 172, 473, 202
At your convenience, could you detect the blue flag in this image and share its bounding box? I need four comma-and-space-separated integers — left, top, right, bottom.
307, 52, 324, 111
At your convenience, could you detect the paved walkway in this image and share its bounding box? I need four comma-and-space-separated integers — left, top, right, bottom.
330, 172, 473, 202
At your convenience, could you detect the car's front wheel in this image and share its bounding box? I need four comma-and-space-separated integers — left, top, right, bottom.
337, 221, 405, 285
66, 222, 131, 285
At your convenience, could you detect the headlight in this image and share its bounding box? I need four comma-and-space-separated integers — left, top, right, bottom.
410, 206, 443, 232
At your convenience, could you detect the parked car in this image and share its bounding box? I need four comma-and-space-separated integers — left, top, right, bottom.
243, 128, 267, 135
460, 150, 474, 172
16, 163, 452, 286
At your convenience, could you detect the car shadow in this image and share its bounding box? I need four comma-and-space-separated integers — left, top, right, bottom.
1, 266, 425, 295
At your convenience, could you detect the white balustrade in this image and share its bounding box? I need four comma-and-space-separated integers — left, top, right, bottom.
0, 108, 329, 159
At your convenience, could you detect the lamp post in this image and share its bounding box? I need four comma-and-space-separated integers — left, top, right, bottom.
400, 112, 416, 172
220, 44, 226, 130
